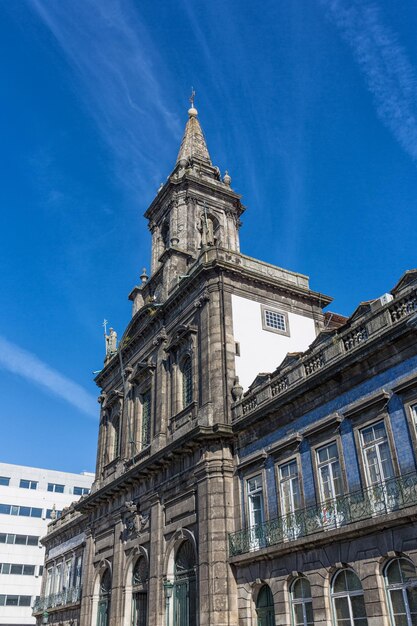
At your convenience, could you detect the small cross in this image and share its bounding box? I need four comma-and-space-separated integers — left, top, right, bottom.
189, 87, 196, 108
102, 319, 108, 335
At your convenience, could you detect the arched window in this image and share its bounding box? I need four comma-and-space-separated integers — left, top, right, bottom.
172, 540, 196, 626
256, 585, 275, 626
131, 558, 148, 626
181, 356, 193, 408
290, 577, 313, 626
385, 558, 417, 626
97, 569, 111, 626
331, 569, 368, 626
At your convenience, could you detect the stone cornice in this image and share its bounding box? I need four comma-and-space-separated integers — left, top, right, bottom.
76, 424, 233, 512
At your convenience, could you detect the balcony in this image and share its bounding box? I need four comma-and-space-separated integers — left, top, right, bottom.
229, 473, 417, 557
33, 587, 82, 614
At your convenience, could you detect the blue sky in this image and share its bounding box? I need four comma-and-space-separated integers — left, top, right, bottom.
1, 0, 417, 473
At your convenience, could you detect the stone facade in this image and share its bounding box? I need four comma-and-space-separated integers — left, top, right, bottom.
34, 104, 417, 626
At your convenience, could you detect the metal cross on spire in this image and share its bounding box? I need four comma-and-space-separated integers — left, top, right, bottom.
189, 87, 196, 108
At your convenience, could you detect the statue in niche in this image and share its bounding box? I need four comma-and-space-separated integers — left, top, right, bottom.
199, 212, 216, 247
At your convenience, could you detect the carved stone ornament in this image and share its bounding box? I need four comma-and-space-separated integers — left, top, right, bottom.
122, 502, 150, 541
194, 290, 210, 308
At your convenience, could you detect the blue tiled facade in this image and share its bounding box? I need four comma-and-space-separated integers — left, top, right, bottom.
237, 350, 417, 527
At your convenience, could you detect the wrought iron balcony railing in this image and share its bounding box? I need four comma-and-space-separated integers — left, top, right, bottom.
229, 473, 417, 557
33, 587, 82, 614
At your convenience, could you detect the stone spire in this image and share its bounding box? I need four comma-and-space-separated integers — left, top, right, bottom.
176, 100, 211, 165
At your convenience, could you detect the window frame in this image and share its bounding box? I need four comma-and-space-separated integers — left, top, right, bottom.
0, 476, 10, 486
330, 569, 368, 626
384, 557, 417, 626
19, 479, 38, 490
181, 354, 193, 409
290, 576, 314, 626
314, 439, 345, 504
261, 304, 290, 337
47, 482, 65, 493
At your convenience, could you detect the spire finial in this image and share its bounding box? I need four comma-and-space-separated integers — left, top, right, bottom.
188, 87, 198, 117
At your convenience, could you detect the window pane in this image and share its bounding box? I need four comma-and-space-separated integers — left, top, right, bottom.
73, 486, 82, 495
55, 484, 64, 493
23, 565, 35, 576
0, 534, 6, 543
47, 483, 54, 492
333, 571, 348, 593
0, 504, 11, 514
390, 589, 407, 616
15, 535, 26, 545
387, 559, 402, 584
399, 559, 417, 583
19, 479, 30, 489
6, 595, 19, 606
11, 505, 19, 515
31, 508, 42, 518
346, 570, 363, 592
11, 564, 22, 574
350, 594, 367, 618
0, 477, 10, 486
293, 603, 304, 625
19, 506, 31, 517
334, 596, 350, 619
19, 596, 31, 607
305, 601, 314, 624
27, 536, 39, 546
30, 481, 37, 490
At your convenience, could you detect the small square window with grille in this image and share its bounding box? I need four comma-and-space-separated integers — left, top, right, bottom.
264, 310, 286, 331
261, 306, 289, 335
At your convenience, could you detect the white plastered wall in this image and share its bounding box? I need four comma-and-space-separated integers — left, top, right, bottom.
232, 294, 317, 390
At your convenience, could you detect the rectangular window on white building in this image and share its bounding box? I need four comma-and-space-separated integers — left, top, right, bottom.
0, 477, 10, 486
73, 486, 90, 496
47, 483, 65, 493
19, 479, 38, 490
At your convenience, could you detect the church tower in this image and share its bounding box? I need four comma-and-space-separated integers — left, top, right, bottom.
37, 99, 331, 626
129, 99, 243, 310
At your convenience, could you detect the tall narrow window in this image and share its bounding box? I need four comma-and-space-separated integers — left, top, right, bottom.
247, 475, 265, 550
290, 577, 314, 626
113, 415, 121, 460
385, 558, 417, 626
317, 442, 344, 527
361, 421, 394, 486
279, 460, 302, 540
97, 570, 111, 626
331, 569, 368, 626
360, 421, 395, 513
131, 558, 148, 626
173, 541, 196, 626
141, 390, 151, 450
181, 356, 193, 407
256, 585, 275, 626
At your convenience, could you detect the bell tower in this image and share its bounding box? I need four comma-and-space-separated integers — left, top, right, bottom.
140, 97, 244, 303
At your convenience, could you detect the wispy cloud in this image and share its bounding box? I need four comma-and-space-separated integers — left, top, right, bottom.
28, 0, 182, 192
320, 0, 417, 161
0, 336, 97, 418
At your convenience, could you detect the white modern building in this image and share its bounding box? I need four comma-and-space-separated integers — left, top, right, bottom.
0, 463, 94, 626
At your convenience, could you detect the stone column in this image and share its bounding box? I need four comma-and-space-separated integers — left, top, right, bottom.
148, 494, 164, 626
195, 443, 237, 626
109, 515, 125, 626
79, 528, 95, 626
